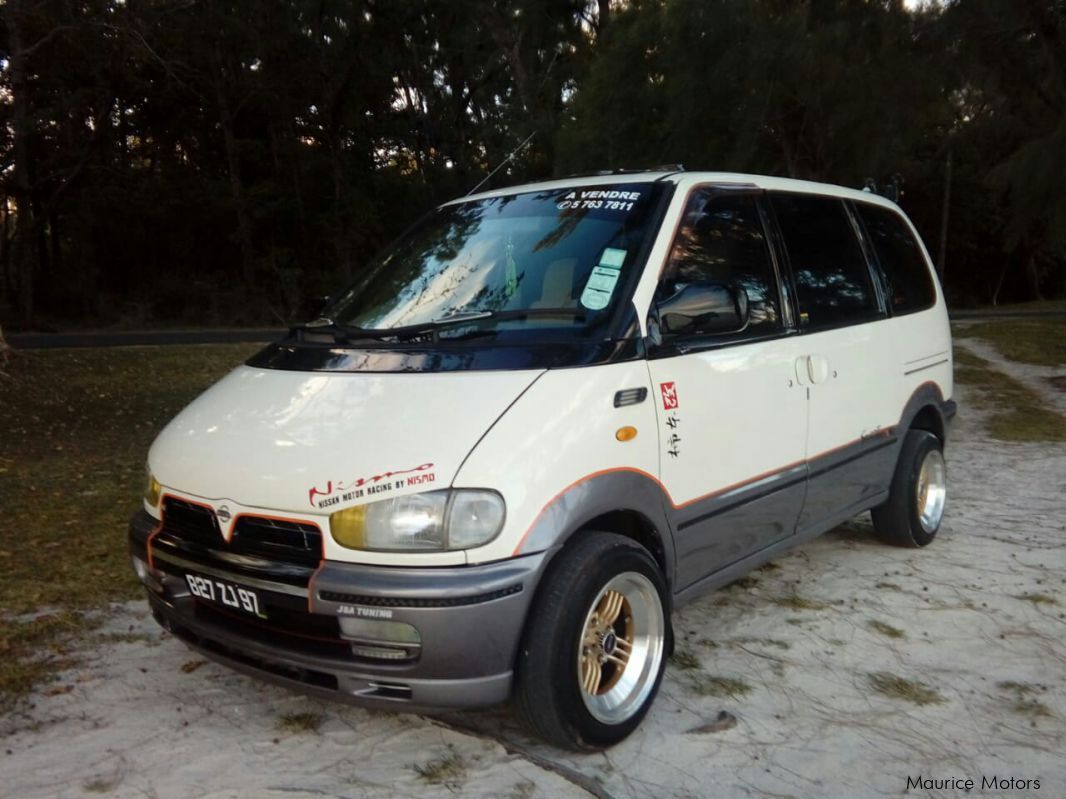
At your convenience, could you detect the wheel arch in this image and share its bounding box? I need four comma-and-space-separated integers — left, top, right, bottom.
513, 468, 677, 590
569, 510, 670, 582
897, 381, 951, 445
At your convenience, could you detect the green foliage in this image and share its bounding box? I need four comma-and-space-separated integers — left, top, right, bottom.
955, 320, 1066, 366
952, 342, 1066, 442
1, 0, 1064, 327
559, 0, 1066, 306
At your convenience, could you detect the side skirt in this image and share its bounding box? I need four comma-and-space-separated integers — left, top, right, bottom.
671, 489, 888, 609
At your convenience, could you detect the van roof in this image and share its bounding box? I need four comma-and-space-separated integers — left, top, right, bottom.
454, 171, 901, 210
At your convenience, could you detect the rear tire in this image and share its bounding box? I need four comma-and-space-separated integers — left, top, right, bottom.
514, 532, 669, 750
871, 430, 946, 547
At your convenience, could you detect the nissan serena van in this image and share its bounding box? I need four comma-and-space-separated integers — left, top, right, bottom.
129, 170, 955, 749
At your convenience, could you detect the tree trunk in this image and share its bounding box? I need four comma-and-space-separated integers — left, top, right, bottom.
991, 260, 1009, 307
213, 47, 256, 289
936, 145, 952, 282
597, 0, 611, 34
1024, 249, 1043, 301
7, 0, 38, 326
331, 143, 352, 279
0, 201, 11, 305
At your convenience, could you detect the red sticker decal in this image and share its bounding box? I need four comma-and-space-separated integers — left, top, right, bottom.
660, 382, 679, 410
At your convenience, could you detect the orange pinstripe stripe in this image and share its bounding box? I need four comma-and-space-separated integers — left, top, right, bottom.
510, 426, 900, 556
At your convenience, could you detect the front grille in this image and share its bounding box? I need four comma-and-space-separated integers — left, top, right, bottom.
159, 498, 321, 570
231, 517, 322, 568
162, 497, 220, 546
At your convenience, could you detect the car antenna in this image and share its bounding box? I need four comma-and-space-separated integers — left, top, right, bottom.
466, 131, 537, 196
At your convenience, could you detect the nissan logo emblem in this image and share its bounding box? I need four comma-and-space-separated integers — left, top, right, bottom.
216, 505, 232, 524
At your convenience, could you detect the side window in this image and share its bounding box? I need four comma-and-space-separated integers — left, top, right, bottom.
855, 203, 936, 314
658, 190, 781, 333
771, 193, 879, 330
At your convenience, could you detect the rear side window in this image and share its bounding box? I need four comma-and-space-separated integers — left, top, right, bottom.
659, 190, 781, 332
771, 193, 879, 330
855, 203, 936, 314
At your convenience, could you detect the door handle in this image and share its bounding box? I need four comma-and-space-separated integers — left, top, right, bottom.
794, 356, 810, 386
807, 354, 830, 385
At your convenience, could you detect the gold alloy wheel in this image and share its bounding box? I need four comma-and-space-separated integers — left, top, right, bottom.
576, 571, 665, 725
916, 448, 947, 533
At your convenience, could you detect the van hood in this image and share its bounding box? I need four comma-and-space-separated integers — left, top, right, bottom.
148, 365, 543, 515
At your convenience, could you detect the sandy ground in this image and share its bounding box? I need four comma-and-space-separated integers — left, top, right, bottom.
3, 347, 1065, 799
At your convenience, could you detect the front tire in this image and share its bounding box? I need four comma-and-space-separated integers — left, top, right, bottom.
871, 429, 947, 547
514, 532, 669, 750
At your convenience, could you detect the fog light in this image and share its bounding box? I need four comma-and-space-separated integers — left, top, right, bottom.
131, 554, 163, 593
338, 617, 421, 645
132, 554, 149, 581
350, 644, 410, 660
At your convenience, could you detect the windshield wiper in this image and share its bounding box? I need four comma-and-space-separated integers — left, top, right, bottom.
377, 308, 588, 340
294, 309, 588, 345
291, 318, 389, 343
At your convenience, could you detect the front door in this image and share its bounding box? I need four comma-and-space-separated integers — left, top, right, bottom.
645, 189, 808, 590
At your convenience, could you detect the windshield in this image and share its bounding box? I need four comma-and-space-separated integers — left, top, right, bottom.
321, 183, 665, 336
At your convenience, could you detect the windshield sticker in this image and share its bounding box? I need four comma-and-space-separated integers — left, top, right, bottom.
599, 247, 627, 268
308, 462, 436, 509
580, 265, 622, 310
556, 189, 643, 213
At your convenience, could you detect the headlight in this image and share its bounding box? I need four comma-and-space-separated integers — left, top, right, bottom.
330, 489, 505, 551
145, 472, 162, 507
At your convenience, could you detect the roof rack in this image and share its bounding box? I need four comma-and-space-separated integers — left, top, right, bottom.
563, 164, 686, 179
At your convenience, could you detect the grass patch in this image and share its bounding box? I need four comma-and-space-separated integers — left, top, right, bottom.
0, 344, 259, 706
769, 595, 828, 611
687, 673, 752, 698
83, 776, 120, 793
997, 680, 1037, 695
1012, 592, 1058, 606
0, 611, 98, 712
1013, 699, 1053, 718
953, 347, 1066, 442
90, 631, 159, 646
670, 649, 702, 670
734, 637, 790, 650
955, 319, 1066, 366
875, 582, 902, 591
275, 711, 324, 733
868, 672, 944, 705
997, 681, 1053, 718
413, 745, 466, 789
728, 575, 760, 590
867, 619, 906, 639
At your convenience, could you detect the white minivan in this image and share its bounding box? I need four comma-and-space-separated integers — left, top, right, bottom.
130, 170, 954, 749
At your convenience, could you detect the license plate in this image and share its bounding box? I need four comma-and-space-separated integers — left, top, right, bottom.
184, 573, 266, 618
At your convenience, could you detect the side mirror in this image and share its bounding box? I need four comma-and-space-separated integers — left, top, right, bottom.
653, 282, 749, 338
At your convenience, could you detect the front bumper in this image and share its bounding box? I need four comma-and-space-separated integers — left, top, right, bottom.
129, 509, 548, 711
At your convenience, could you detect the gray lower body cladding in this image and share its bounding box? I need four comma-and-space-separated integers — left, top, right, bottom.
129, 510, 547, 711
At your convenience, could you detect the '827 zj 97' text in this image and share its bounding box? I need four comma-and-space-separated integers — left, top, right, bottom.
184, 574, 263, 617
